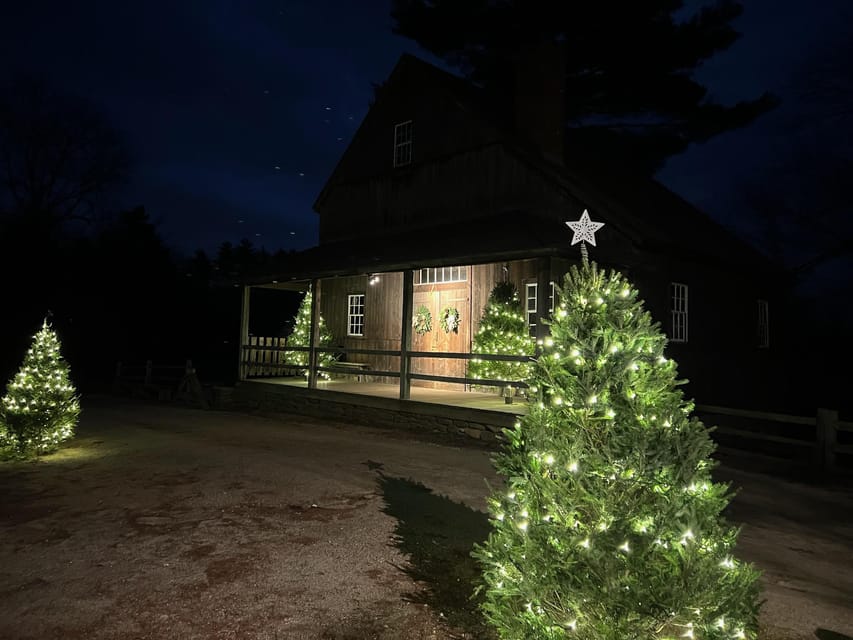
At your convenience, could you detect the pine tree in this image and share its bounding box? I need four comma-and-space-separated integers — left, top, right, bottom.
285, 287, 336, 379
1, 320, 80, 456
469, 282, 536, 391
473, 262, 761, 640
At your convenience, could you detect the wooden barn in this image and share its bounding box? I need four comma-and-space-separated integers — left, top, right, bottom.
233, 51, 785, 435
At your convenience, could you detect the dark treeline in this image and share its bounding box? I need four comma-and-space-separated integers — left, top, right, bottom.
0, 77, 295, 390
0, 204, 296, 390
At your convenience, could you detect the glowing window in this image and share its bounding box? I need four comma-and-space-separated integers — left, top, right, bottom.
414, 266, 467, 285
347, 294, 365, 337
525, 281, 555, 335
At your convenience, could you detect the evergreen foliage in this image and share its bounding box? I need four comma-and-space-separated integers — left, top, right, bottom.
285, 287, 336, 378
469, 281, 536, 387
473, 262, 761, 639
1, 320, 80, 457
391, 1, 777, 173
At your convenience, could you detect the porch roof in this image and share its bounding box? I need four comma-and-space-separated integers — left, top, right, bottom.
240, 210, 595, 286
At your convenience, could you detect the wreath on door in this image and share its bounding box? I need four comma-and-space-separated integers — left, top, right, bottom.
412, 305, 432, 335
439, 306, 460, 334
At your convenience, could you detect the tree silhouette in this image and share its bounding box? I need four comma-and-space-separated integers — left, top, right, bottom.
0, 75, 129, 236
391, 0, 777, 173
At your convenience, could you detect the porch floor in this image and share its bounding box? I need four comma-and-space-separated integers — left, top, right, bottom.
246, 377, 529, 415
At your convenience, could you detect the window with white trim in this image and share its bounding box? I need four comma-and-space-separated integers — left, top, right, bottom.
670, 282, 688, 343
414, 266, 467, 285
525, 281, 555, 335
347, 294, 365, 337
757, 299, 769, 348
393, 120, 413, 167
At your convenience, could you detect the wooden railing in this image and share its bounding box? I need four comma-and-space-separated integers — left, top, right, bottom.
240, 339, 532, 391
696, 404, 853, 473
114, 359, 209, 409
240, 339, 852, 472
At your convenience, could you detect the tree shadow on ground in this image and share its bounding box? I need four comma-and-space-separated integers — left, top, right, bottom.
815, 629, 853, 640
377, 473, 495, 639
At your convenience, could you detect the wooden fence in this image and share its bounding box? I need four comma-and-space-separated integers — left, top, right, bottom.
242, 336, 308, 378
240, 338, 852, 473
114, 359, 209, 409
696, 404, 853, 473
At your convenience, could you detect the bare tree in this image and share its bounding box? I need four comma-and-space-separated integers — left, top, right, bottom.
0, 76, 129, 236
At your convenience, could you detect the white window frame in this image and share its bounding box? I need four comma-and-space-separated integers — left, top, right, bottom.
414, 266, 467, 285
347, 293, 365, 337
757, 299, 769, 348
393, 120, 413, 167
525, 281, 555, 334
670, 282, 688, 343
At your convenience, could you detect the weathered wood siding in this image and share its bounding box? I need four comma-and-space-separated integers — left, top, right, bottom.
319, 274, 403, 381
320, 144, 573, 243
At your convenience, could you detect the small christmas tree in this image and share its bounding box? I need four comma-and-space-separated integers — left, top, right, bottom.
1, 319, 80, 456
285, 287, 336, 379
468, 282, 536, 394
473, 262, 761, 639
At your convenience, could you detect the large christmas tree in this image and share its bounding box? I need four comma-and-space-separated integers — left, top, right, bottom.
468, 281, 536, 393
285, 287, 336, 379
473, 262, 761, 639
1, 320, 80, 456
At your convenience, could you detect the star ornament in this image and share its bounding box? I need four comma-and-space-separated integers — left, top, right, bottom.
566, 210, 605, 246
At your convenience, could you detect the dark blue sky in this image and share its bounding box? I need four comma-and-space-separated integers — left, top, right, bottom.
2, 1, 849, 258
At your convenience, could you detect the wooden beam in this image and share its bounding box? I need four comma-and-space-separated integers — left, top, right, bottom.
307, 280, 320, 389
238, 286, 251, 381
535, 256, 552, 347
399, 269, 414, 400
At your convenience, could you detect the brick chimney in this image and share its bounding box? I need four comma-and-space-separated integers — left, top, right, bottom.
511, 40, 566, 163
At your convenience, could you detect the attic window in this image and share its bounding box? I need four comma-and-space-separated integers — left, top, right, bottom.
393, 120, 413, 167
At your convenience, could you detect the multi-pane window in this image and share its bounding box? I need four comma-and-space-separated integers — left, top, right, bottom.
393, 120, 413, 167
525, 281, 555, 335
670, 282, 688, 343
414, 266, 467, 285
347, 294, 365, 337
757, 299, 769, 348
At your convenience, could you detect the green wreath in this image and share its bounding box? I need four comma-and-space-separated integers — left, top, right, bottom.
412, 305, 432, 335
439, 306, 460, 333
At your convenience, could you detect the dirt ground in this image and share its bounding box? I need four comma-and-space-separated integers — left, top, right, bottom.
0, 396, 851, 640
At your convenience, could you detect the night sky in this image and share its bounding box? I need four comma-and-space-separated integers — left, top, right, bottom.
2, 1, 849, 259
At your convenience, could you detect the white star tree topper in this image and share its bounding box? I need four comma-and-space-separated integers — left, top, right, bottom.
566, 209, 605, 247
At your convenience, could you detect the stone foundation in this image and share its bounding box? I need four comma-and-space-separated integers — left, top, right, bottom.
223, 381, 517, 445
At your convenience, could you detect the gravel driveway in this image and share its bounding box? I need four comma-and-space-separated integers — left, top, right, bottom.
0, 396, 851, 639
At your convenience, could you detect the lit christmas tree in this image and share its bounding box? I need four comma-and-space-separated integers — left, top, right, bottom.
473, 262, 761, 639
468, 281, 536, 394
1, 319, 80, 456
285, 287, 336, 378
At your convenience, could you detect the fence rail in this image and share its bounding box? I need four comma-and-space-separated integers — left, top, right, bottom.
240, 338, 533, 390
696, 404, 852, 473
114, 359, 208, 408
241, 338, 850, 472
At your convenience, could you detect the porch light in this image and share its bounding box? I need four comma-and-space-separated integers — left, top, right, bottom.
368, 273, 380, 285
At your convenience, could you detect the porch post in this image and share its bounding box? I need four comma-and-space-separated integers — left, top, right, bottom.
307, 279, 320, 389
399, 269, 414, 400
238, 285, 251, 381
535, 256, 552, 348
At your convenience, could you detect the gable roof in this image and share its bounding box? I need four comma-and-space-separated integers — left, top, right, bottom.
302, 53, 779, 281
314, 54, 509, 212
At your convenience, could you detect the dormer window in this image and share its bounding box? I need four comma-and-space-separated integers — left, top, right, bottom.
393, 120, 413, 167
